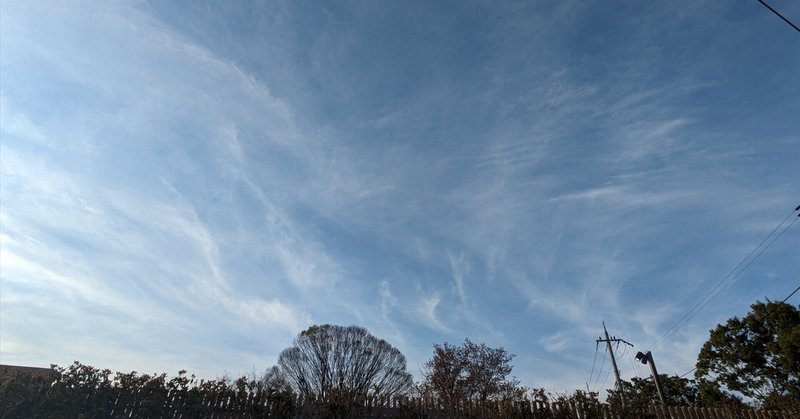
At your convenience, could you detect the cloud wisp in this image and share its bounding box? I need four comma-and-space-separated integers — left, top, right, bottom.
1, 0, 798, 394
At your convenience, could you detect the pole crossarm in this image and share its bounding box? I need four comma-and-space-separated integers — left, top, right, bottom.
598, 322, 629, 407
596, 337, 633, 347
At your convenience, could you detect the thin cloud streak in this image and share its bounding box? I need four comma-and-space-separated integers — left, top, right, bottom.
1, 0, 797, 395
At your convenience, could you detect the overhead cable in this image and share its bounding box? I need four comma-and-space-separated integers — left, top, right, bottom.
757, 0, 800, 33
648, 205, 799, 351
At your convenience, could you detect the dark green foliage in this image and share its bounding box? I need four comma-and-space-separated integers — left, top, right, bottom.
0, 368, 55, 418
695, 378, 747, 410
1, 361, 788, 418
695, 300, 800, 412
0, 361, 296, 418
606, 374, 700, 407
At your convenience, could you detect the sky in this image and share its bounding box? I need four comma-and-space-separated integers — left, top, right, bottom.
1, 0, 798, 396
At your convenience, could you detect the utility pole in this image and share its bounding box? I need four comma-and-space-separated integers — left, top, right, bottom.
597, 322, 633, 407
636, 351, 665, 405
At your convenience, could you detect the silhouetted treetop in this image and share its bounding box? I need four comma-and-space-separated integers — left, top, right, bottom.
277, 324, 413, 402
422, 338, 523, 402
695, 300, 800, 412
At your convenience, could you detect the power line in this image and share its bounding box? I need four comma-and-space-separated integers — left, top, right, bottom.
678, 283, 800, 380
615, 344, 625, 378
596, 324, 633, 406
757, 0, 800, 33
679, 367, 696, 378
592, 353, 606, 392
626, 347, 643, 378
652, 214, 797, 350
780, 285, 800, 303
617, 343, 633, 371
760, 283, 800, 322
648, 206, 799, 351
587, 343, 600, 391
592, 352, 608, 393
619, 345, 635, 379
598, 361, 614, 393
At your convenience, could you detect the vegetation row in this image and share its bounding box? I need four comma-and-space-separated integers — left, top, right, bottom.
1, 300, 797, 418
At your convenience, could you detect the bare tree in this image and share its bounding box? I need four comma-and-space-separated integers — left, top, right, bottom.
278, 324, 413, 402
423, 338, 522, 402
248, 365, 293, 395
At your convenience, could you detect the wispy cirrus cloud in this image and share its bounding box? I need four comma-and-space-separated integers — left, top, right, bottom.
0, 0, 325, 373
1, 0, 797, 396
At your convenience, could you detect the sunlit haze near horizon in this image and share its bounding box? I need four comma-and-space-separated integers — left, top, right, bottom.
1, 0, 798, 396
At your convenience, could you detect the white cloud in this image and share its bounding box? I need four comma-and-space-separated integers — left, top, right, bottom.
379, 279, 398, 319
448, 252, 469, 305
236, 298, 311, 334
418, 292, 455, 335
1, 0, 796, 395
540, 331, 574, 353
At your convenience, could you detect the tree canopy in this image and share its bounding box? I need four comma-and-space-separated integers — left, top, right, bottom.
695, 300, 800, 411
421, 338, 523, 402
277, 324, 413, 402
607, 374, 699, 407
254, 365, 293, 395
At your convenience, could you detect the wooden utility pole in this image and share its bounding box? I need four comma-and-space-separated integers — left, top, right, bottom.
597, 322, 633, 407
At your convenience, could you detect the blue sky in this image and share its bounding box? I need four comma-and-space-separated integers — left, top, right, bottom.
1, 0, 798, 395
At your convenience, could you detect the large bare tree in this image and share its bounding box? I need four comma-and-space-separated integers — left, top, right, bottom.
278, 324, 413, 401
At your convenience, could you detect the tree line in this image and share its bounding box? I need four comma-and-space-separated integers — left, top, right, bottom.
272, 300, 798, 413
1, 300, 797, 417
603, 300, 799, 414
